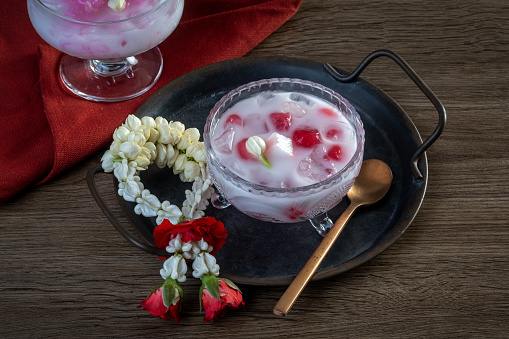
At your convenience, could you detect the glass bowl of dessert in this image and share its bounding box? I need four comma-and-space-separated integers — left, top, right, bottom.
204, 78, 365, 236
27, 0, 184, 102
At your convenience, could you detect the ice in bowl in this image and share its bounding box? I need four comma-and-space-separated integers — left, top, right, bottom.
204, 78, 365, 235
27, 0, 184, 101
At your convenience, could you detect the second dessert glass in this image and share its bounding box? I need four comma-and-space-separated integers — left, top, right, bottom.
27, 0, 184, 102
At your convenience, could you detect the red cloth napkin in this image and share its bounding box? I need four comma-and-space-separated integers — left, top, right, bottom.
0, 0, 302, 204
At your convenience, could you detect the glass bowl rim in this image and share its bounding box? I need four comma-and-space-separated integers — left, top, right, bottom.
33, 0, 173, 25
204, 77, 365, 195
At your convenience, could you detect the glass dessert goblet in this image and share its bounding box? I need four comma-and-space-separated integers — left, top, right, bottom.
204, 78, 365, 236
27, 0, 184, 102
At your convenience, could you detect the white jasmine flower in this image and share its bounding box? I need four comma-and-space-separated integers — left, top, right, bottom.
181, 197, 206, 220
160, 254, 187, 283
192, 252, 220, 279
119, 141, 142, 160
134, 189, 161, 217
138, 125, 151, 142
155, 142, 168, 168
141, 143, 156, 162
246, 135, 266, 156
133, 154, 150, 170
181, 161, 201, 182
156, 124, 173, 144
164, 234, 195, 259
176, 134, 192, 151
195, 196, 210, 211
141, 116, 156, 129
113, 126, 130, 142
108, 0, 126, 11
181, 241, 193, 253
192, 175, 204, 190
165, 233, 183, 254
186, 142, 206, 162
166, 144, 176, 161
147, 128, 159, 143
169, 121, 185, 134
246, 136, 272, 168
127, 131, 146, 146
118, 175, 143, 202
156, 201, 182, 225
201, 187, 213, 202
199, 163, 210, 181
177, 128, 200, 150
173, 153, 188, 174
193, 149, 207, 163
113, 158, 136, 182
155, 116, 169, 128
186, 128, 201, 142
101, 150, 116, 172
170, 128, 183, 146
196, 238, 213, 252
124, 115, 142, 131
109, 139, 122, 155
167, 147, 179, 168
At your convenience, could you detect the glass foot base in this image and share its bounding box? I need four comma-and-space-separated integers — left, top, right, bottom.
309, 212, 334, 237
211, 191, 231, 209
59, 47, 163, 102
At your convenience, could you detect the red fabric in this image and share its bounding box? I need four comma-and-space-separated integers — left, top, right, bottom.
0, 0, 302, 204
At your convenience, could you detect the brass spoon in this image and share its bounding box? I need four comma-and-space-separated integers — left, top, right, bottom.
273, 159, 393, 317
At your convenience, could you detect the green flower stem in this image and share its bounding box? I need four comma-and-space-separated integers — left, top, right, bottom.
259, 155, 272, 168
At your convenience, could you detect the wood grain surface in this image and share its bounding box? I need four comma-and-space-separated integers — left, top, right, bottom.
1, 0, 508, 337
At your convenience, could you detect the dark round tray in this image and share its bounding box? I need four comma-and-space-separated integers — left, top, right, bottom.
88, 50, 445, 286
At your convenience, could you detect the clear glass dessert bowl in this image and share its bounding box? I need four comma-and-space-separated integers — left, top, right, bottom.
204, 78, 365, 236
27, 0, 184, 102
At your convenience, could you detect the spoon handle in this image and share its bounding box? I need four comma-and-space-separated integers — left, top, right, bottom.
273, 202, 360, 317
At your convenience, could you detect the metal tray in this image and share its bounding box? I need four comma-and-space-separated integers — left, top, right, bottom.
88, 50, 445, 286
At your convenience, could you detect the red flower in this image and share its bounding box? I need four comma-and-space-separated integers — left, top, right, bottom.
138, 278, 183, 322
200, 275, 244, 322
154, 217, 227, 257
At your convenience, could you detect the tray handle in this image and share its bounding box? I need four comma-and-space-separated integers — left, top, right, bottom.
324, 49, 446, 179
86, 165, 170, 257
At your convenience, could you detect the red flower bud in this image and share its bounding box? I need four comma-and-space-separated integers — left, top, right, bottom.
138, 278, 183, 322
200, 275, 244, 322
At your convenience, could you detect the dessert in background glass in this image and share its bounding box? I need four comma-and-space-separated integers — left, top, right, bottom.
204, 78, 365, 236
27, 0, 184, 102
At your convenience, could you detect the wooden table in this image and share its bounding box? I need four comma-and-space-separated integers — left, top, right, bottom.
1, 0, 508, 337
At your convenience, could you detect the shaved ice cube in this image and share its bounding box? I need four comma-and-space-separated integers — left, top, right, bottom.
266, 132, 293, 160
243, 113, 269, 135
224, 114, 242, 129
283, 102, 307, 118
257, 92, 276, 106
297, 144, 337, 182
213, 129, 235, 154
320, 121, 355, 142
289, 93, 315, 108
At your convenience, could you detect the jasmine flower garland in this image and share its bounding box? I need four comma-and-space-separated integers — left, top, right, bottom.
102, 115, 244, 322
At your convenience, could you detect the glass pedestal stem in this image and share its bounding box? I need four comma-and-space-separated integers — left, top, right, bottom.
91, 58, 136, 77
